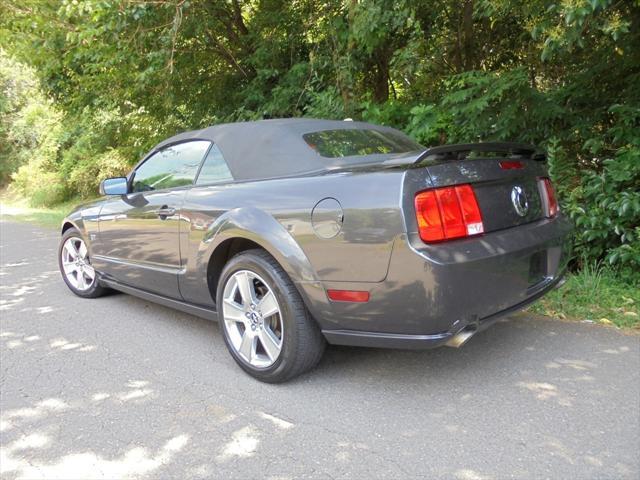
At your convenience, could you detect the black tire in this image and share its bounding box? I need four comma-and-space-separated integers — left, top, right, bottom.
58, 227, 108, 298
217, 249, 326, 383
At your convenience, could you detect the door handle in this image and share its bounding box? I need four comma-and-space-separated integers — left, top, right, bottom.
157, 206, 176, 219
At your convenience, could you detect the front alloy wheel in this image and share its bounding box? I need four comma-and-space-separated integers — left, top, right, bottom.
58, 227, 107, 298
61, 236, 96, 291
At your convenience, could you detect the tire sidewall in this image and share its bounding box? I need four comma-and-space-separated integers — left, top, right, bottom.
58, 228, 103, 298
217, 252, 302, 381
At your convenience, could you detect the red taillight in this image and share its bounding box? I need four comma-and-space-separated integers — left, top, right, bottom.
499, 160, 524, 170
435, 187, 466, 238
540, 177, 559, 217
455, 185, 484, 235
414, 184, 484, 243
414, 190, 444, 242
327, 289, 370, 303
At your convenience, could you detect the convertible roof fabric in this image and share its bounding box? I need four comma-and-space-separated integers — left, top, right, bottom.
153, 118, 420, 181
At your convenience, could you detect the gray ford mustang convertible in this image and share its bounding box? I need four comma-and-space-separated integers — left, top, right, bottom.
59, 118, 572, 382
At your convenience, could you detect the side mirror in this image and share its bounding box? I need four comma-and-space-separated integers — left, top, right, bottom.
99, 177, 129, 196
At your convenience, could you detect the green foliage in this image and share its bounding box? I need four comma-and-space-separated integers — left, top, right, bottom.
0, 0, 639, 279
564, 107, 640, 283
66, 149, 131, 199
304, 87, 346, 120
405, 105, 452, 145
534, 0, 632, 60
0, 51, 62, 185
546, 138, 579, 200
11, 161, 67, 207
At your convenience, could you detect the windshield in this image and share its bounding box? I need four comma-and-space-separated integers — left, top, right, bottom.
303, 129, 423, 158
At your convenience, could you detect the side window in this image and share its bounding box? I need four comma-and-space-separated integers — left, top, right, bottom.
132, 140, 210, 192
195, 144, 234, 185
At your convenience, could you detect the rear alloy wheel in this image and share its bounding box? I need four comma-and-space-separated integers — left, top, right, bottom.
222, 270, 284, 368
58, 228, 107, 298
218, 249, 325, 383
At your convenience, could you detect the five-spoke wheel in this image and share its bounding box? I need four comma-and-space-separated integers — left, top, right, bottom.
58, 227, 107, 298
61, 236, 96, 291
217, 249, 325, 382
222, 270, 284, 368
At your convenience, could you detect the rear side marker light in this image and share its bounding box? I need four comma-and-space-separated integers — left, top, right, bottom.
327, 289, 370, 303
540, 177, 559, 218
415, 184, 484, 243
499, 160, 524, 170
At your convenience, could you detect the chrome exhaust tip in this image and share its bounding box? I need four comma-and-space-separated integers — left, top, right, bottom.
555, 275, 568, 289
445, 328, 476, 348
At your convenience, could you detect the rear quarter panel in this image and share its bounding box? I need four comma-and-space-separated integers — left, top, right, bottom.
179, 169, 406, 307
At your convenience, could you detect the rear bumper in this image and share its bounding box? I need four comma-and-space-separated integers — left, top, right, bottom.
312, 214, 573, 342
322, 270, 566, 349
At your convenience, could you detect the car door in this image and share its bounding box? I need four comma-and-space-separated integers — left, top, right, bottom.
94, 140, 211, 298
179, 143, 236, 306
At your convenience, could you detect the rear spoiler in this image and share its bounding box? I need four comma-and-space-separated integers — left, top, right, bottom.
414, 142, 546, 164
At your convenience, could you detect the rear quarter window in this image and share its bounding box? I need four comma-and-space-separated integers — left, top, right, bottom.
195, 144, 233, 185
303, 129, 423, 158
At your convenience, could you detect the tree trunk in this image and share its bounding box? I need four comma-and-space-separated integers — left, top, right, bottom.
372, 54, 390, 103
461, 0, 475, 70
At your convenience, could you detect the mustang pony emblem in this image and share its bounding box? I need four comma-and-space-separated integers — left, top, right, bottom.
511, 185, 529, 217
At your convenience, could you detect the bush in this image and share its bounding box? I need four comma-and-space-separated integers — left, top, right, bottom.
549, 104, 640, 285
67, 149, 130, 198
11, 161, 67, 206
564, 145, 640, 284
0, 51, 63, 186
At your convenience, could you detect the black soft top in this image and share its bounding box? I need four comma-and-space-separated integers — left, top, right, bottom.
153, 118, 421, 181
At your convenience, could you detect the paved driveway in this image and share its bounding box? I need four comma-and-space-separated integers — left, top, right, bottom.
1, 220, 638, 479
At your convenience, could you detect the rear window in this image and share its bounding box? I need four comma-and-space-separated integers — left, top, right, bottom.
303, 129, 423, 158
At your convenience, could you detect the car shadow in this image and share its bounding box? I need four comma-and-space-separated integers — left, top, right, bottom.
309, 316, 534, 383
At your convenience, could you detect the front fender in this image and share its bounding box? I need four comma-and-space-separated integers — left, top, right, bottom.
61, 216, 83, 236
60, 201, 103, 254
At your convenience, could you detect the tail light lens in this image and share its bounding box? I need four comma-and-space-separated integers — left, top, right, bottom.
540, 177, 559, 218
414, 184, 484, 243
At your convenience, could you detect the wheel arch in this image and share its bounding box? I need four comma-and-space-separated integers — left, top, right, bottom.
206, 237, 264, 302
60, 210, 86, 237
61, 221, 76, 235
200, 208, 325, 321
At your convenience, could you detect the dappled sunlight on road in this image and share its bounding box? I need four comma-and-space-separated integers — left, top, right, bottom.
601, 345, 631, 355
1, 331, 97, 353
516, 381, 572, 406
258, 411, 294, 430
454, 469, 491, 480
0, 371, 315, 479
1, 429, 190, 480
216, 426, 260, 462
2, 398, 70, 430
1, 221, 639, 479
0, 268, 60, 315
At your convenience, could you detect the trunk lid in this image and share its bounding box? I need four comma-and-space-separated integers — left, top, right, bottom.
403, 143, 549, 235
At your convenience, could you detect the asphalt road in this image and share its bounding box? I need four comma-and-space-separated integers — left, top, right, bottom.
1, 219, 638, 480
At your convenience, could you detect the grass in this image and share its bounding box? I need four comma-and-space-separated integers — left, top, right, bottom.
530, 263, 640, 330
0, 190, 90, 229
